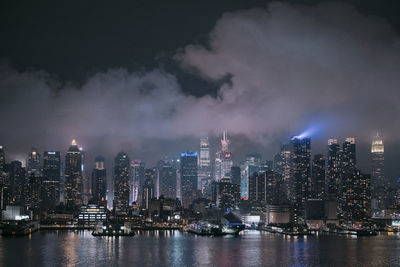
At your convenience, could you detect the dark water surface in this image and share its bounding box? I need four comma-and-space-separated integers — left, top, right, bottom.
0, 230, 399, 266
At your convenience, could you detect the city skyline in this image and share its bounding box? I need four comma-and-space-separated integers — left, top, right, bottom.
1, 1, 400, 266
1, 1, 400, 184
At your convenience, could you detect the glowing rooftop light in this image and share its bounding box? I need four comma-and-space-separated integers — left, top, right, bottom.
71, 139, 77, 146
291, 125, 320, 140
180, 151, 198, 157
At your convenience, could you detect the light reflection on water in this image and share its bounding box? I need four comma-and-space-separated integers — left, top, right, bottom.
0, 230, 399, 266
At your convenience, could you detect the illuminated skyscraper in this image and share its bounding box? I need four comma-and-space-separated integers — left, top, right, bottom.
0, 146, 5, 172
215, 131, 233, 181
113, 152, 130, 215
291, 136, 311, 224
248, 170, 283, 208
131, 160, 145, 204
80, 146, 90, 205
142, 168, 156, 209
371, 133, 386, 211
180, 152, 198, 209
8, 160, 25, 204
339, 137, 358, 221
327, 139, 340, 200
216, 177, 240, 209
0, 146, 10, 209
27, 148, 41, 177
311, 154, 325, 200
241, 154, 262, 199
42, 151, 61, 209
198, 137, 211, 190
273, 144, 292, 202
65, 140, 83, 207
159, 161, 176, 199
92, 156, 107, 205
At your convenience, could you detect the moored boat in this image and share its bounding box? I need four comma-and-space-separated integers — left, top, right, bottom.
1, 220, 39, 236
92, 221, 135, 236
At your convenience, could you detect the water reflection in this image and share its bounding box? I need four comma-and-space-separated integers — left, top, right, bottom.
0, 230, 400, 266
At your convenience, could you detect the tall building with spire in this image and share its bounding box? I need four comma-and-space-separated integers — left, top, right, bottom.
371, 133, 386, 211
65, 140, 83, 208
215, 130, 233, 181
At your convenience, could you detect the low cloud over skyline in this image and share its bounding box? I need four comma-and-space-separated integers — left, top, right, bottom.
0, 2, 399, 179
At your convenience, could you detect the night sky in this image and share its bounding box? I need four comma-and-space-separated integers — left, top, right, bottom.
1, 0, 400, 181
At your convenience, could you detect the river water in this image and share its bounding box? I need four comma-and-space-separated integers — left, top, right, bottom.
0, 230, 399, 266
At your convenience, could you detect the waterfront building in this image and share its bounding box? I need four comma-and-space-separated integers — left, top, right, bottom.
77, 204, 107, 224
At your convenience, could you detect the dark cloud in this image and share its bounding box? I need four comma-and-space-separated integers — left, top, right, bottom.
0, 2, 400, 180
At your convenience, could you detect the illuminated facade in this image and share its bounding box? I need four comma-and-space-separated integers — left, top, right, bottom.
291, 137, 311, 224
91, 156, 107, 205
241, 154, 262, 199
216, 177, 240, 209
180, 152, 198, 209
327, 138, 340, 200
131, 160, 145, 205
113, 152, 130, 215
65, 140, 83, 207
0, 145, 5, 171
42, 151, 61, 210
371, 134, 387, 211
142, 168, 155, 210
311, 154, 325, 200
78, 204, 107, 224
198, 137, 211, 190
159, 162, 176, 199
215, 131, 233, 181
273, 145, 292, 202
339, 137, 357, 221
27, 148, 41, 177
